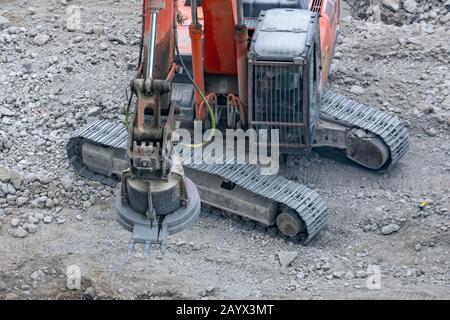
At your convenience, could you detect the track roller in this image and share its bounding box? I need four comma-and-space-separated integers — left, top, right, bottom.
276, 208, 306, 238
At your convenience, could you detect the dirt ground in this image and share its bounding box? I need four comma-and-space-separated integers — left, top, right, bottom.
0, 0, 449, 300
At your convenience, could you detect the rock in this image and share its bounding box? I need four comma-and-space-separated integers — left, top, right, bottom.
0, 106, 15, 117
30, 270, 44, 280
100, 189, 111, 197
24, 173, 37, 184
414, 243, 422, 251
66, 265, 81, 290
82, 287, 96, 300
383, 0, 400, 12
277, 251, 298, 267
71, 35, 84, 44
440, 13, 450, 24
22, 62, 33, 73
26, 7, 36, 15
0, 16, 10, 31
441, 95, 450, 110
66, 24, 79, 33
381, 223, 400, 235
28, 214, 39, 224
21, 284, 31, 291
88, 196, 96, 206
60, 177, 73, 191
345, 271, 355, 279
420, 105, 435, 114
96, 291, 109, 299
82, 201, 91, 209
75, 214, 83, 221
87, 107, 101, 116
200, 286, 218, 297
0, 131, 10, 151
0, 167, 11, 183
37, 174, 55, 185
16, 197, 28, 206
34, 197, 48, 208
445, 0, 450, 10
108, 34, 127, 45
43, 216, 52, 224
99, 42, 108, 51
45, 199, 54, 208
177, 241, 188, 248
406, 268, 419, 277
5, 26, 23, 35
350, 85, 366, 95
356, 271, 369, 278
6, 184, 16, 195
4, 293, 18, 300
14, 227, 28, 238
406, 37, 420, 45
33, 34, 50, 46
27, 224, 38, 234
397, 37, 407, 46
426, 127, 438, 137
403, 0, 418, 14
10, 171, 24, 189
34, 213, 44, 220
11, 218, 20, 227
320, 262, 331, 271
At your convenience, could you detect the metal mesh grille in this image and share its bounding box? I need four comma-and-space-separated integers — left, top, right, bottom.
251, 63, 306, 147
310, 0, 323, 12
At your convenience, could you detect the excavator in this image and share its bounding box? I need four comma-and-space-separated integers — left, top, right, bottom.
66, 0, 409, 253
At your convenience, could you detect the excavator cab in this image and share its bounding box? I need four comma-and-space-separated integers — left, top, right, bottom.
248, 8, 322, 151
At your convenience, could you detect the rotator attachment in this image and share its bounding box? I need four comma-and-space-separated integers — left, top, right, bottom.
116, 0, 200, 255
116, 161, 201, 255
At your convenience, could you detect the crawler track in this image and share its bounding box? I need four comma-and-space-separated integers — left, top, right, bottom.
66, 90, 410, 243
321, 91, 409, 167
67, 121, 328, 243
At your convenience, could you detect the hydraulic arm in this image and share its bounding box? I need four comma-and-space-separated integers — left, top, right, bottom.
115, 0, 200, 254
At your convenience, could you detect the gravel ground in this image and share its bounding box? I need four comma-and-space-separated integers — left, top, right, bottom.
0, 0, 449, 300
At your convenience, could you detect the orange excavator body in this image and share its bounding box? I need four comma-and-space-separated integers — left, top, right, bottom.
168, 0, 340, 78
141, 0, 340, 120
311, 0, 340, 85
66, 0, 409, 250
